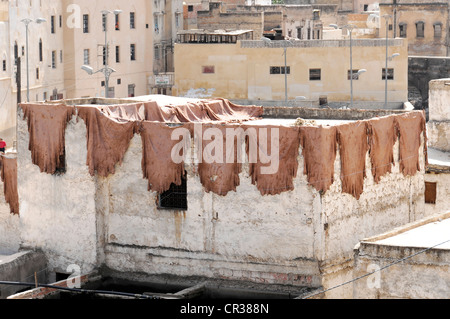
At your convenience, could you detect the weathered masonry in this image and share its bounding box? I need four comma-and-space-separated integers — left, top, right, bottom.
2, 96, 431, 299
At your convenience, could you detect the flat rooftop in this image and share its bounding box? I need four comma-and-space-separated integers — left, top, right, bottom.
366, 213, 450, 250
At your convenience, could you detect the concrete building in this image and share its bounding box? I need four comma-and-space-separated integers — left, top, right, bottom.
424, 78, 450, 216
173, 37, 408, 107
379, 0, 450, 56
149, 0, 184, 95
0, 94, 432, 299
353, 211, 450, 299
0, 0, 66, 149
0, 0, 183, 150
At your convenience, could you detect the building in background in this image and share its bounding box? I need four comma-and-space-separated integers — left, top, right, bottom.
379, 0, 450, 56
0, 0, 184, 148
174, 36, 408, 107
149, 0, 183, 95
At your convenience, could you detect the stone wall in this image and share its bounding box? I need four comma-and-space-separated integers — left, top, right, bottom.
353, 212, 450, 299
408, 57, 450, 110
0, 166, 20, 254
10, 104, 431, 299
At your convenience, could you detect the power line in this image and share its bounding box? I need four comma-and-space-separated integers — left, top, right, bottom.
300, 238, 450, 299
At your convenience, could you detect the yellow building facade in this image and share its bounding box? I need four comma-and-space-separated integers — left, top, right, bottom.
173, 37, 408, 106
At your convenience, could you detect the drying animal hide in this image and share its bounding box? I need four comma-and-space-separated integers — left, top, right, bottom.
299, 125, 337, 193
337, 121, 368, 199
197, 124, 242, 196
140, 122, 190, 193
77, 106, 137, 177
0, 156, 19, 215
367, 116, 397, 183
20, 103, 74, 174
394, 111, 427, 176
244, 125, 300, 196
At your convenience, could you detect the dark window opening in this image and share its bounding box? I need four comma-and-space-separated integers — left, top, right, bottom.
270, 66, 290, 75
83, 14, 89, 33
348, 69, 361, 80
158, 173, 187, 210
51, 15, 55, 33
188, 5, 194, 12
424, 182, 436, 204
39, 39, 43, 61
202, 65, 215, 74
130, 12, 135, 29
309, 68, 321, 81
130, 44, 136, 61
382, 68, 394, 80
55, 272, 70, 282
54, 150, 66, 175
416, 21, 424, 38
434, 23, 442, 38
115, 13, 120, 30
2, 60, 5, 71
399, 23, 407, 38
270, 66, 280, 74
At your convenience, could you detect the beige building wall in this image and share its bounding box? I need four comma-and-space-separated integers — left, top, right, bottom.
174, 38, 408, 105
0, 0, 66, 148
62, 0, 153, 99
379, 1, 449, 56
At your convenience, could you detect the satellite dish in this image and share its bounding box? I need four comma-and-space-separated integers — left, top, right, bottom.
367, 13, 379, 29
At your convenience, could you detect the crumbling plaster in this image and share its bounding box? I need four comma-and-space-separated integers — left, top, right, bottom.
13, 106, 429, 298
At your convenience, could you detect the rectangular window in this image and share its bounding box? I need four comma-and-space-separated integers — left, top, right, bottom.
416, 21, 424, 38
83, 49, 89, 65
399, 23, 407, 38
130, 44, 136, 61
36, 67, 39, 79
154, 14, 159, 33
424, 182, 437, 204
270, 66, 290, 74
102, 13, 106, 32
309, 68, 321, 81
270, 66, 280, 74
102, 46, 106, 65
39, 40, 43, 62
434, 23, 442, 38
188, 5, 193, 12
2, 60, 5, 71
115, 46, 120, 63
115, 13, 120, 30
348, 69, 361, 80
202, 65, 215, 74
175, 13, 180, 29
154, 45, 160, 60
51, 15, 55, 33
51, 50, 56, 68
60, 50, 63, 63
130, 12, 135, 29
382, 68, 394, 80
59, 15, 62, 28
158, 173, 187, 210
83, 14, 89, 33
128, 84, 135, 97
297, 27, 303, 39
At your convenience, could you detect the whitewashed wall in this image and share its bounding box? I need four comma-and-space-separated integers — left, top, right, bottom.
13, 110, 429, 298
